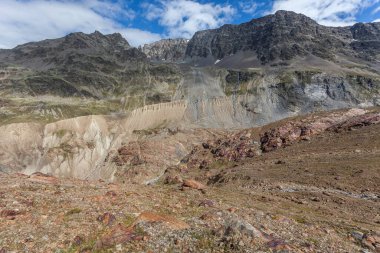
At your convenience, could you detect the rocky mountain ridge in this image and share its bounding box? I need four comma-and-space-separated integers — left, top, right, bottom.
186, 10, 380, 66
139, 38, 188, 62
0, 11, 379, 128
0, 31, 145, 70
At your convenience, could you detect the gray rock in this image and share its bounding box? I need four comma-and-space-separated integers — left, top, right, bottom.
139, 38, 188, 62
185, 10, 380, 64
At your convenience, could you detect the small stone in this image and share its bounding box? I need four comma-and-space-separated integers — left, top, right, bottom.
73, 235, 84, 246
350, 231, 364, 241
310, 197, 320, 202
362, 233, 380, 250
97, 212, 116, 226
164, 174, 183, 185
182, 179, 206, 190
95, 224, 138, 249
105, 191, 117, 197
267, 239, 292, 251
198, 199, 215, 207
202, 143, 210, 149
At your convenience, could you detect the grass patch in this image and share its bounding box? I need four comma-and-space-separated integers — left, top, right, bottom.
54, 129, 71, 138
294, 216, 308, 224
123, 213, 136, 227
65, 208, 82, 216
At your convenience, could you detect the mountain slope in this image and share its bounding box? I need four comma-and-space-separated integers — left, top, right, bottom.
0, 31, 181, 100
185, 11, 380, 66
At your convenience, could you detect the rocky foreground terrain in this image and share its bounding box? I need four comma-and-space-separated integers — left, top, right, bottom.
1, 108, 380, 252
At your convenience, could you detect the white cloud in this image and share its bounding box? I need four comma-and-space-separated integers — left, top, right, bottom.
373, 6, 380, 14
0, 0, 161, 49
143, 0, 236, 39
122, 28, 162, 46
239, 1, 258, 14
375, 19, 380, 22
272, 0, 380, 26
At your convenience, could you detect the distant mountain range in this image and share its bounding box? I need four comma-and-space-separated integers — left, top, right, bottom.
0, 10, 379, 127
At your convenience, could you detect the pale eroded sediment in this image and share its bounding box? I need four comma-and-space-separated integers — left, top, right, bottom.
0, 80, 378, 181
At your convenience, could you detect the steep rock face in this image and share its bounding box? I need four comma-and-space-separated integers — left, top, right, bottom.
350, 22, 380, 60
185, 10, 380, 64
139, 39, 188, 62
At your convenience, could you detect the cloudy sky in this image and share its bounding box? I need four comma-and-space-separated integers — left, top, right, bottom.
0, 0, 380, 49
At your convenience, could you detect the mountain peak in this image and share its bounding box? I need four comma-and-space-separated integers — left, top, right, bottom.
140, 38, 188, 62
186, 10, 379, 64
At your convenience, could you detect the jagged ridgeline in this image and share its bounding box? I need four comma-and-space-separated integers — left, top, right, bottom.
0, 10, 379, 127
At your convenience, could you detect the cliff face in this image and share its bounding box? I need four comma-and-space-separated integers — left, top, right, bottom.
139, 38, 188, 62
185, 11, 380, 64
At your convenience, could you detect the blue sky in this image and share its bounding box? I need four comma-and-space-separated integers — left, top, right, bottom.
0, 0, 380, 49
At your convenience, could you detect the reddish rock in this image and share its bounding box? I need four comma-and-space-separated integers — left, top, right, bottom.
260, 110, 379, 153
267, 239, 293, 251
95, 224, 140, 249
28, 172, 59, 185
0, 209, 21, 219
133, 211, 190, 230
362, 233, 380, 251
97, 212, 116, 226
182, 179, 206, 190
184, 129, 261, 170
105, 191, 117, 197
329, 113, 380, 132
15, 173, 29, 178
